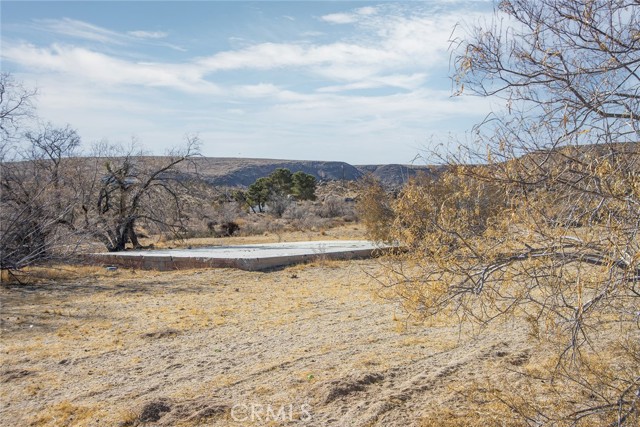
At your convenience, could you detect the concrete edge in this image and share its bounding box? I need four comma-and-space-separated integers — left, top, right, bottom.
86, 247, 394, 271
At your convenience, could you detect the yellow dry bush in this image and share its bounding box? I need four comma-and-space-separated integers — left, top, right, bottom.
392, 169, 509, 251
355, 174, 396, 243
368, 145, 640, 425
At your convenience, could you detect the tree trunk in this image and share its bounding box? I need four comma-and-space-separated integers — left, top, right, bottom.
126, 221, 142, 249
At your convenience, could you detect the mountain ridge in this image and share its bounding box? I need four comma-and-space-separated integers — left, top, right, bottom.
191, 157, 439, 188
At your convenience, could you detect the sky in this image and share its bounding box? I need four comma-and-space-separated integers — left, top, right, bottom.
1, 1, 497, 164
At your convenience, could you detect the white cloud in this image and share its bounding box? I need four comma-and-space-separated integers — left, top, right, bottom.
197, 41, 395, 80
193, 86, 493, 162
3, 3, 496, 162
197, 5, 482, 84
320, 13, 358, 25
300, 31, 324, 37
36, 18, 125, 44
196, 38, 412, 83
2, 42, 219, 94
320, 6, 377, 25
317, 73, 428, 92
35, 18, 176, 49
14, 68, 494, 163
233, 83, 281, 98
128, 30, 168, 39
10, 6, 487, 94
356, 6, 378, 16
198, 43, 307, 70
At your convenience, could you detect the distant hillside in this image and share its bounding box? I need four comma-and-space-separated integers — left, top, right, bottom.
356, 164, 443, 188
187, 158, 438, 188
189, 157, 444, 188
2, 155, 442, 189
192, 158, 364, 187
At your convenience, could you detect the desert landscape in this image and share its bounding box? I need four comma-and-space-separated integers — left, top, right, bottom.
2, 226, 535, 427
2, 1, 639, 426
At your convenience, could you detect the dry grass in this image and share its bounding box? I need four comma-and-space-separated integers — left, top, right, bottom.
2, 228, 630, 426
148, 223, 365, 249
1, 265, 108, 284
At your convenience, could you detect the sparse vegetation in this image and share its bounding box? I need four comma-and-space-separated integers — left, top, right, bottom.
366, 1, 640, 425
356, 174, 395, 243
84, 139, 202, 251
242, 168, 317, 216
1, 250, 536, 427
1, 74, 210, 274
3, 1, 637, 425
1, 77, 85, 271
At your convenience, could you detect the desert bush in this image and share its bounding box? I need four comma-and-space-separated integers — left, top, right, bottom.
86, 138, 202, 251
236, 215, 269, 236
356, 175, 395, 243
384, 150, 640, 427
341, 206, 357, 223
267, 192, 292, 218
218, 221, 239, 237
316, 196, 346, 218
393, 169, 508, 250
371, 1, 640, 425
213, 200, 244, 223
292, 215, 335, 232
283, 202, 308, 220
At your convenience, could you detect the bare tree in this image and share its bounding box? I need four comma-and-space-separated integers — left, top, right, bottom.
0, 76, 87, 275
0, 73, 36, 145
1, 73, 206, 276
1, 123, 83, 271
375, 1, 639, 425
81, 137, 202, 252
453, 0, 638, 147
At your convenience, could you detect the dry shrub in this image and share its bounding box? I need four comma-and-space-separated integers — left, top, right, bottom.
2, 264, 109, 284
283, 202, 309, 220
236, 215, 269, 236
316, 196, 346, 218
356, 175, 395, 243
480, 337, 640, 427
393, 168, 508, 250
368, 147, 639, 425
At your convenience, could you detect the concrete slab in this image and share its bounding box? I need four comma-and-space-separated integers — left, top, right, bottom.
89, 240, 394, 271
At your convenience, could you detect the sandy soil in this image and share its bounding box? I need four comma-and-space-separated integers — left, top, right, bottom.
1, 256, 534, 426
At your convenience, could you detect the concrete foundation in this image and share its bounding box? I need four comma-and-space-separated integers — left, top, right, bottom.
89, 240, 393, 271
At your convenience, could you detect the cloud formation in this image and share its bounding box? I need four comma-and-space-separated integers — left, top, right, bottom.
36, 18, 126, 44
7, 4, 478, 95
1, 2, 494, 162
2, 43, 217, 93
128, 30, 168, 39
320, 6, 379, 24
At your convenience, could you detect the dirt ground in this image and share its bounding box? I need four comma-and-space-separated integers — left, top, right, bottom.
1, 232, 535, 426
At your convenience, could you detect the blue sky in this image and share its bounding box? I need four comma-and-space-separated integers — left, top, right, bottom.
1, 1, 496, 164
